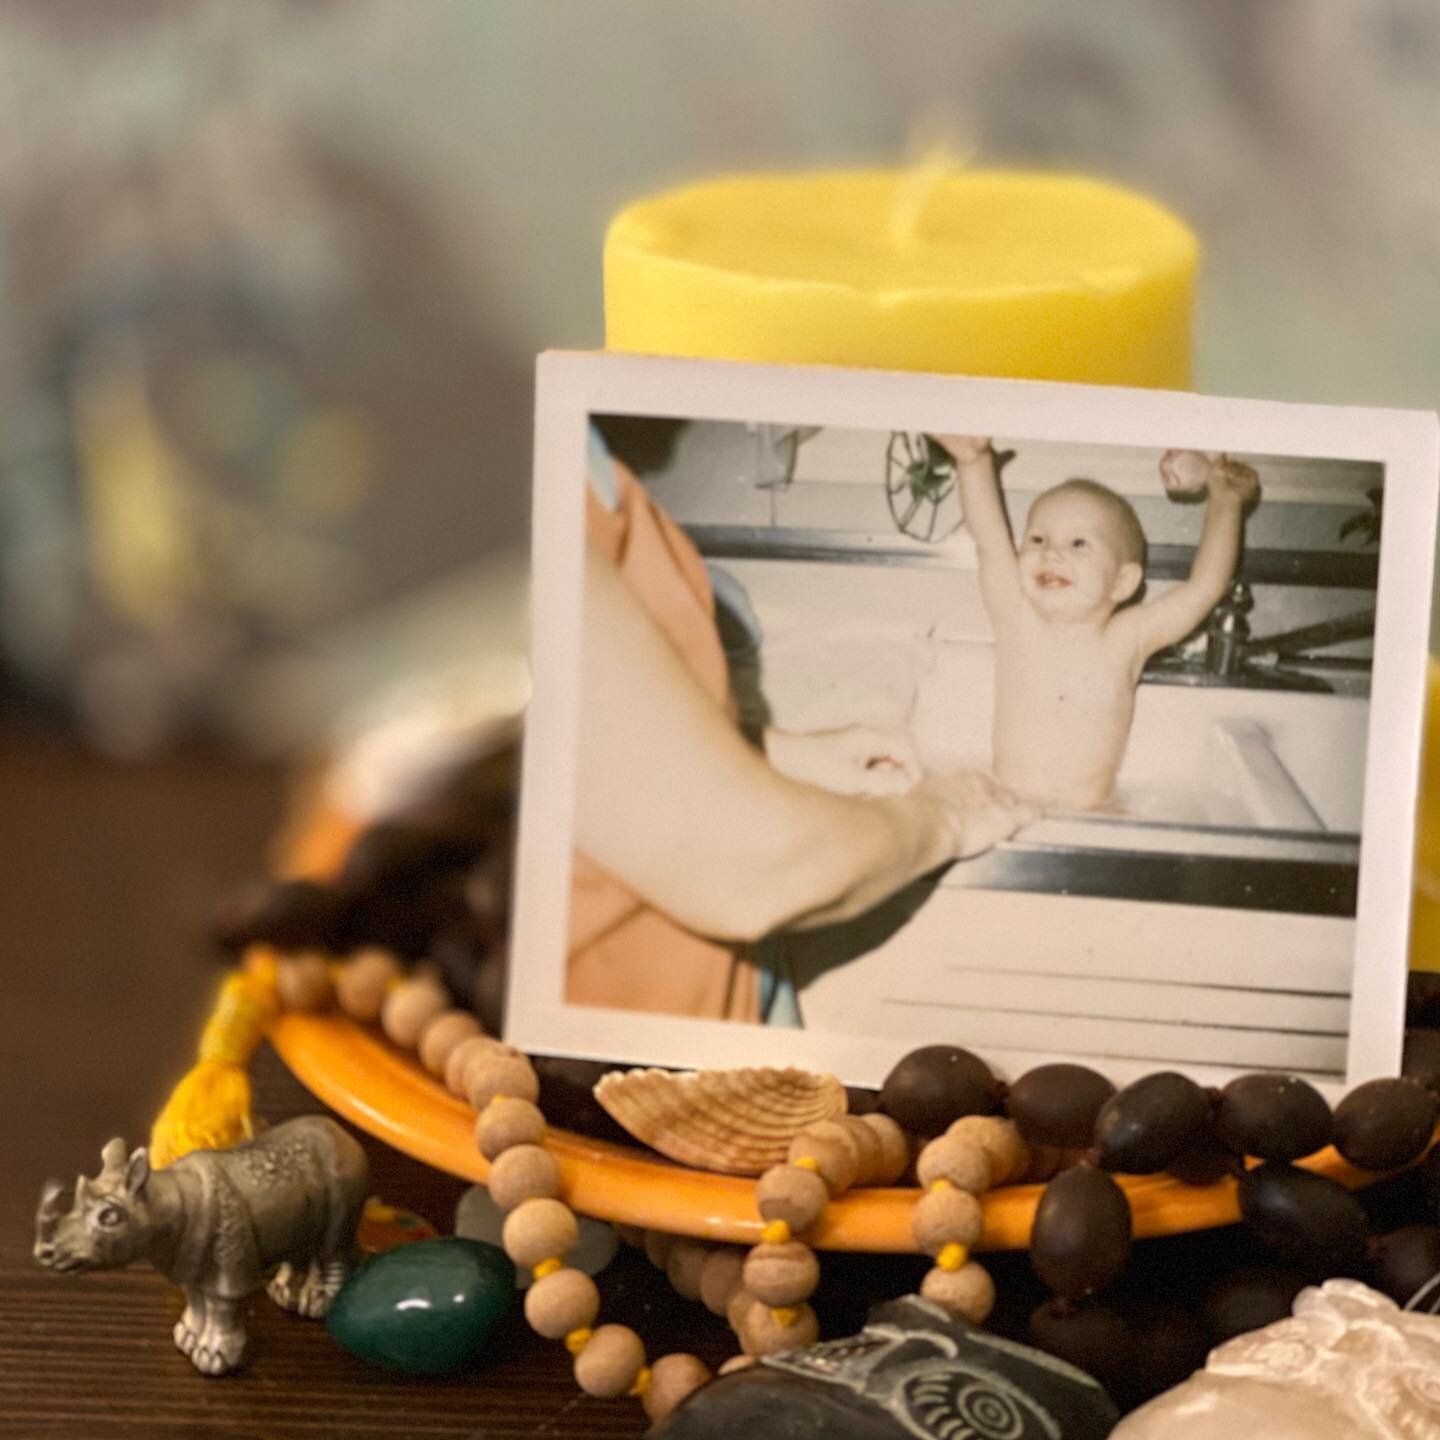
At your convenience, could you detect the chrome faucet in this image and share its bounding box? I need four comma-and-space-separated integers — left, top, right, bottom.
1205, 578, 1253, 676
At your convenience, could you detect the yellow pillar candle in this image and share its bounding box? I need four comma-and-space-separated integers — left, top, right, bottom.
1410, 659, 1440, 974
604, 169, 1197, 387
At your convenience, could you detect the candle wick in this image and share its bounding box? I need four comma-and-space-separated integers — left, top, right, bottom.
886, 135, 971, 249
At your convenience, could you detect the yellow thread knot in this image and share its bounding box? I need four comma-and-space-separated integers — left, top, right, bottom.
760, 1220, 791, 1245
564, 1327, 593, 1356
533, 1257, 563, 1280
771, 1306, 800, 1328
793, 1156, 820, 1173
628, 1365, 653, 1398
929, 1178, 954, 1192
937, 1243, 968, 1272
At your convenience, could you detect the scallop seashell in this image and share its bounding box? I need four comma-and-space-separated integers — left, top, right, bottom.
593, 1067, 848, 1175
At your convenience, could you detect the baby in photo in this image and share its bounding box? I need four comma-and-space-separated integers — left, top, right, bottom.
932, 436, 1261, 811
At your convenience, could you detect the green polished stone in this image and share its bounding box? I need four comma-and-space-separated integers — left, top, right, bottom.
327, 1237, 516, 1375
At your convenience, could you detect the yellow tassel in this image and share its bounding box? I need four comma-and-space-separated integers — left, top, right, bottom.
149, 966, 278, 1168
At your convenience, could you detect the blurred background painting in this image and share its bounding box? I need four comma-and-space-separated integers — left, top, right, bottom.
0, 0, 1434, 759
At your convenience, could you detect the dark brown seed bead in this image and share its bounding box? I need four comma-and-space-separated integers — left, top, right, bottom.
1215, 1074, 1333, 1162
879, 1045, 996, 1137
1424, 1143, 1440, 1215
1237, 1161, 1369, 1271
212, 877, 348, 955
1201, 1267, 1307, 1342
338, 819, 480, 892
845, 1085, 881, 1116
1333, 1077, 1438, 1171
1125, 1303, 1211, 1406
1094, 1072, 1211, 1174
1030, 1165, 1133, 1300
1371, 1224, 1440, 1307
1165, 1124, 1237, 1187
1007, 1064, 1116, 1149
1027, 1300, 1133, 1393
1404, 1029, 1440, 1095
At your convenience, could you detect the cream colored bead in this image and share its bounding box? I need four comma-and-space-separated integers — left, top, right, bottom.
718, 1354, 755, 1376
643, 1229, 675, 1269
665, 1238, 712, 1302
699, 1247, 747, 1318
736, 1297, 820, 1358
642, 1352, 713, 1425
911, 1185, 984, 1256
524, 1266, 600, 1340
418, 1008, 482, 1076
742, 1241, 820, 1307
487, 1143, 560, 1210
838, 1115, 884, 1186
334, 947, 401, 1022
787, 1121, 859, 1196
945, 1115, 1030, 1186
501, 1196, 578, 1269
476, 1095, 546, 1161
574, 1324, 647, 1399
858, 1112, 911, 1185
444, 1034, 510, 1096
274, 953, 335, 1012
756, 1163, 830, 1233
380, 977, 451, 1049
725, 1285, 757, 1335
464, 1051, 540, 1111
921, 1260, 996, 1323
917, 1134, 993, 1195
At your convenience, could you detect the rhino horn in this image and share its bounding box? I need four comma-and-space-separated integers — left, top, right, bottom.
100, 1138, 128, 1174
35, 1180, 67, 1238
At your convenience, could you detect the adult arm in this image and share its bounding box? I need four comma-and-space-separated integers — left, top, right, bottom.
577, 546, 1035, 942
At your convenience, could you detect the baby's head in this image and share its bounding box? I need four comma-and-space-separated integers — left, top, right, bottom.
1019, 479, 1146, 623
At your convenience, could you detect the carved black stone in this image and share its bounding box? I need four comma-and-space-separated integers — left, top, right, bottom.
648, 1294, 1119, 1439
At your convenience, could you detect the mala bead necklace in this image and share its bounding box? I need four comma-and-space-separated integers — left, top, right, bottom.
155, 933, 1440, 1424
466, 1053, 716, 1425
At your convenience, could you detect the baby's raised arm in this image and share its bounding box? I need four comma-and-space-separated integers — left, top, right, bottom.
1122, 451, 1260, 661
930, 435, 1023, 618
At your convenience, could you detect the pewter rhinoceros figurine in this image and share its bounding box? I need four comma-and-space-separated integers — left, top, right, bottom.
34, 1115, 368, 1375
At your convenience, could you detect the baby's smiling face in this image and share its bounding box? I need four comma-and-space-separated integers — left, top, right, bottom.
1019, 487, 1142, 624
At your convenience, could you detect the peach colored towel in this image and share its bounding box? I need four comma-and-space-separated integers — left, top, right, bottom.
566, 459, 760, 1022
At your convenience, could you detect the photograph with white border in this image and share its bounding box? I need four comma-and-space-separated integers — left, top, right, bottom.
508, 351, 1440, 1097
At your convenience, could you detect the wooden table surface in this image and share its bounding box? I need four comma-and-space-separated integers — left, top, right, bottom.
0, 721, 754, 1439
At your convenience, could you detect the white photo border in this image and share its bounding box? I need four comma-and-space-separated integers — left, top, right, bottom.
508, 349, 1440, 1094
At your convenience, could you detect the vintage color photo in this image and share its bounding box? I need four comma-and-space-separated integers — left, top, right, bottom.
508, 352, 1440, 1094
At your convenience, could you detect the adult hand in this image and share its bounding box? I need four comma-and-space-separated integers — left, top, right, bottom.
764, 723, 923, 797
916, 769, 1041, 859
1159, 448, 1215, 499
